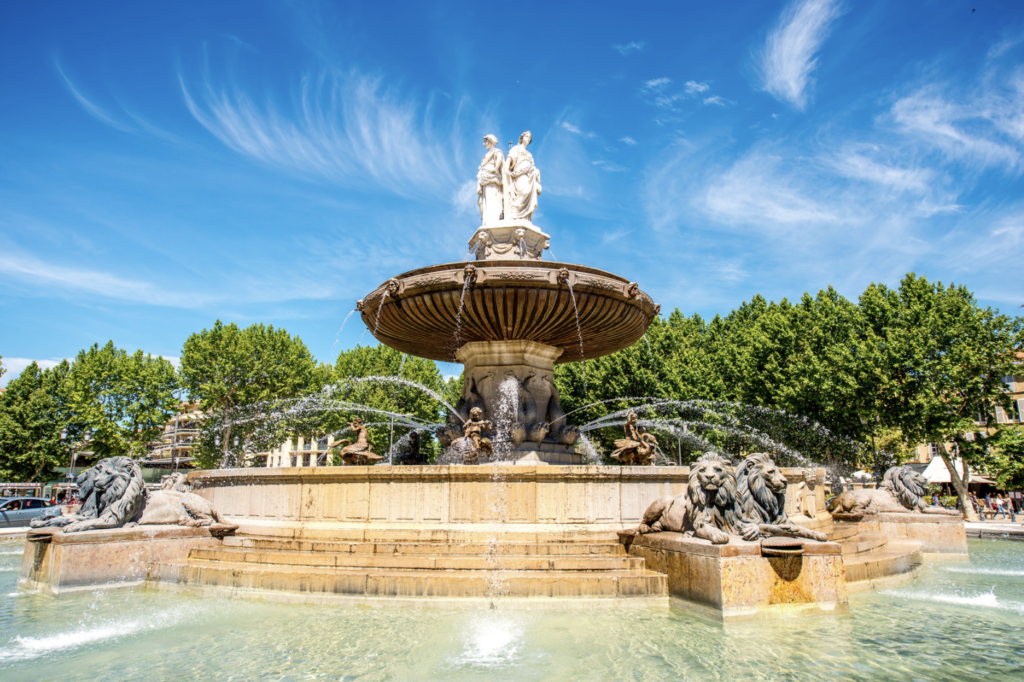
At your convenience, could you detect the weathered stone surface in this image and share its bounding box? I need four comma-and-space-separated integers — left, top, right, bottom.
19, 526, 222, 595
855, 512, 968, 555
623, 532, 848, 622
359, 261, 657, 363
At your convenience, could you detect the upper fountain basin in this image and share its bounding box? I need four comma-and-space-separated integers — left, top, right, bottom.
358, 261, 659, 363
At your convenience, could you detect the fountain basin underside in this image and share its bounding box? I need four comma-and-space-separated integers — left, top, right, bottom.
359, 261, 658, 363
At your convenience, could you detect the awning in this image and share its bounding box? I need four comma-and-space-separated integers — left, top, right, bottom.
921, 457, 968, 484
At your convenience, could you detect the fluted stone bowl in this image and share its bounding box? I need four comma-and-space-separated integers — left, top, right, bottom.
358, 261, 659, 363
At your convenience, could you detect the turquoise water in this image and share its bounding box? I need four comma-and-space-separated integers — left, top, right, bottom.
1, 537, 1023, 681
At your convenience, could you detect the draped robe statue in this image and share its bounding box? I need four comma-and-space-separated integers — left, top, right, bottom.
477, 135, 504, 225
503, 131, 541, 222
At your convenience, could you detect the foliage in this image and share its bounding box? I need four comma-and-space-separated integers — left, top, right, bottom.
0, 355, 5, 381
314, 345, 449, 460
67, 342, 179, 458
179, 321, 318, 468
0, 361, 77, 481
981, 426, 1024, 491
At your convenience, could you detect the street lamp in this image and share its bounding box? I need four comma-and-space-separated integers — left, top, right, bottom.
68, 429, 91, 481
234, 435, 240, 447
860, 416, 880, 486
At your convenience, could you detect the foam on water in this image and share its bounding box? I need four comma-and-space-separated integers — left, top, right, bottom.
884, 588, 1024, 612
450, 614, 524, 667
943, 566, 1024, 577
0, 551, 23, 556
0, 606, 204, 662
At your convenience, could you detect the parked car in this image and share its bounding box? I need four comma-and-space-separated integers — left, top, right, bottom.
0, 497, 61, 527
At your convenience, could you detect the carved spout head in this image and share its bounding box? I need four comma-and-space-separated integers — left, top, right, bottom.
557, 268, 570, 285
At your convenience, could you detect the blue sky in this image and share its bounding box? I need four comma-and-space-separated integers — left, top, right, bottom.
2, 1, 1023, 384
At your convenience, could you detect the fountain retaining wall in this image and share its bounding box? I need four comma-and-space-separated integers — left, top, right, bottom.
187, 465, 830, 538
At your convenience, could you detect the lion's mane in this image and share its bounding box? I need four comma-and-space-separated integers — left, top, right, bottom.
883, 465, 928, 512
687, 452, 744, 535
93, 456, 147, 528
736, 452, 787, 525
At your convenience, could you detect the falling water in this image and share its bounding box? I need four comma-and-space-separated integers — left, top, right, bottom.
373, 291, 389, 336
642, 334, 652, 355
565, 280, 585, 361
331, 309, 358, 355
453, 277, 471, 348
518, 237, 527, 258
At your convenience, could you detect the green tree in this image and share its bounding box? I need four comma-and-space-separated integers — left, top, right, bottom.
0, 355, 6, 381
0, 361, 78, 481
320, 345, 449, 460
179, 321, 317, 467
67, 342, 179, 458
859, 274, 1024, 520
983, 426, 1024, 491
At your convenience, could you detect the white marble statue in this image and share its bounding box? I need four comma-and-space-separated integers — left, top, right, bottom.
503, 131, 541, 222
477, 134, 504, 225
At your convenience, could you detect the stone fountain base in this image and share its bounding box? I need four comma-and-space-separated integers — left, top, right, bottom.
619, 531, 848, 622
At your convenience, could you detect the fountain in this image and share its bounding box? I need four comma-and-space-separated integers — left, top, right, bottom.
16, 129, 968, 624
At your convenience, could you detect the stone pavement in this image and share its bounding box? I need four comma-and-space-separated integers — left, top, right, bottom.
965, 519, 1024, 540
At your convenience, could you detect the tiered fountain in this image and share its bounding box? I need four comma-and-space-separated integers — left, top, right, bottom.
19, 130, 967, 622
356, 131, 658, 465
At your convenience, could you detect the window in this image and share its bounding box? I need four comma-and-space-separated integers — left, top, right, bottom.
23, 500, 43, 509
302, 453, 311, 467
290, 455, 297, 467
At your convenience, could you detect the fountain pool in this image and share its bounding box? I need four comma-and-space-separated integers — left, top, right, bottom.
3, 536, 1023, 681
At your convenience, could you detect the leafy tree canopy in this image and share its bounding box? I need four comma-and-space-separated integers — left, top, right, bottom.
0, 361, 76, 482
67, 342, 179, 458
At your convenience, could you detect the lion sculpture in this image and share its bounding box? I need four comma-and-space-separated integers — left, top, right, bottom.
31, 457, 235, 533
736, 453, 828, 542
636, 452, 755, 544
826, 465, 960, 516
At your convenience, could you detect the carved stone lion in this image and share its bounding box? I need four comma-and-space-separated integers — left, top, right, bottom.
31, 457, 235, 533
637, 452, 752, 544
736, 453, 827, 542
826, 465, 959, 516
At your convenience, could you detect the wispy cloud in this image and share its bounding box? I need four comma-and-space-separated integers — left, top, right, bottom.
0, 249, 206, 307
560, 121, 598, 139
612, 41, 645, 56
684, 81, 709, 94
887, 77, 1024, 171
643, 78, 672, 91
703, 96, 727, 106
180, 68, 467, 198
55, 62, 134, 132
620, 136, 637, 145
759, 0, 843, 110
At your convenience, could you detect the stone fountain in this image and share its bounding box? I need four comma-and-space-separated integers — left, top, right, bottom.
18, 129, 968, 623
357, 130, 658, 464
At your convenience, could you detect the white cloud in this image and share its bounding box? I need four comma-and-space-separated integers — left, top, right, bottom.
56, 63, 134, 132
0, 250, 203, 308
1, 358, 68, 386
759, 0, 843, 110
591, 159, 626, 172
703, 96, 727, 106
888, 79, 1024, 171
452, 179, 478, 216
684, 81, 710, 94
180, 69, 465, 198
620, 136, 637, 145
560, 121, 598, 139
643, 78, 672, 91
612, 41, 645, 55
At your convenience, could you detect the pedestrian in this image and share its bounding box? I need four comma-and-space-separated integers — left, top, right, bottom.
994, 494, 1008, 520
931, 493, 941, 507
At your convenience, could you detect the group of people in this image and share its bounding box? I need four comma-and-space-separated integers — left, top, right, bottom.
973, 492, 1019, 521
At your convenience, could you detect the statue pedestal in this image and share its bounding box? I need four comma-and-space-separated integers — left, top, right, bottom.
619, 531, 848, 622
834, 512, 968, 557
469, 220, 550, 261
453, 340, 581, 463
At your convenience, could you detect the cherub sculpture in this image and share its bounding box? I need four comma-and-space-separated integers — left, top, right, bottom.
336, 417, 383, 466
395, 431, 428, 466
611, 411, 659, 465
451, 407, 493, 464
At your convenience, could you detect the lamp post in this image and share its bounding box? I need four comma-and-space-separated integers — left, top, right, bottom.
860, 415, 880, 487
65, 428, 91, 482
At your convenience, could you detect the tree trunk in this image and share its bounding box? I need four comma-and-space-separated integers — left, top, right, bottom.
941, 450, 979, 522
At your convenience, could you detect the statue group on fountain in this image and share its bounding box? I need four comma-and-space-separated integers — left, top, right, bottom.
611, 411, 660, 465
334, 416, 383, 466
477, 131, 542, 225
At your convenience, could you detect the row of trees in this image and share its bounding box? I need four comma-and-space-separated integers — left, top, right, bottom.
554, 274, 1023, 520
1, 274, 1021, 518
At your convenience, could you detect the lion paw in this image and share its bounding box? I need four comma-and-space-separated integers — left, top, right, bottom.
637, 524, 651, 534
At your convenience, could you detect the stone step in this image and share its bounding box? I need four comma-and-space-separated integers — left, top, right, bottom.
838, 532, 888, 556
222, 535, 627, 556
151, 560, 668, 599
190, 547, 643, 572
229, 526, 621, 544
842, 539, 924, 584
826, 523, 861, 542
